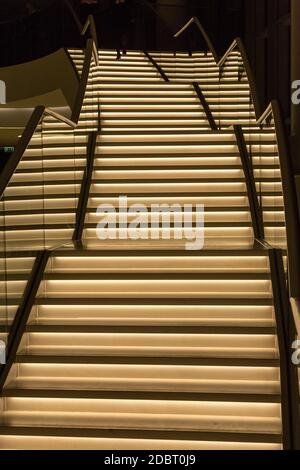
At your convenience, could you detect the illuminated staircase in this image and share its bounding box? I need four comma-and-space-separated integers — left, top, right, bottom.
0, 48, 291, 450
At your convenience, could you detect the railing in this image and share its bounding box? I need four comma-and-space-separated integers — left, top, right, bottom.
0, 36, 97, 388
0, 1, 84, 67
81, 16, 99, 66
257, 101, 300, 301
174, 16, 300, 297
174, 16, 219, 64
63, 0, 99, 66
174, 17, 262, 120
143, 51, 169, 82
174, 16, 300, 449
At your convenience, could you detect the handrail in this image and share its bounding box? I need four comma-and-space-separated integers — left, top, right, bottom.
217, 39, 237, 67
256, 102, 273, 125
174, 18, 263, 119
71, 37, 94, 122
73, 131, 97, 246
0, 250, 50, 391
174, 16, 300, 298
174, 17, 219, 64
81, 15, 99, 66
0, 0, 61, 25
269, 100, 300, 299
0, 106, 44, 197
63, 0, 99, 66
193, 82, 217, 131
290, 298, 300, 338
0, 38, 94, 199
63, 0, 83, 33
143, 51, 169, 82
234, 124, 265, 241
232, 38, 263, 119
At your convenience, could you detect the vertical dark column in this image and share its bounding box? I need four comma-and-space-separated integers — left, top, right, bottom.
291, 0, 300, 137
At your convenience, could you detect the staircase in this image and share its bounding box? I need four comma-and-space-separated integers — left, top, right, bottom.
0, 48, 290, 450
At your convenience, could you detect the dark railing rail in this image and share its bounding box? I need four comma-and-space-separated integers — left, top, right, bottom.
234, 125, 265, 241
174, 16, 300, 299
63, 0, 83, 33
174, 17, 219, 64
254, 100, 300, 300
0, 250, 50, 391
71, 37, 94, 122
0, 106, 44, 197
193, 82, 217, 131
269, 249, 300, 450
269, 101, 300, 299
73, 131, 97, 246
173, 16, 300, 447
143, 51, 169, 82
81, 15, 99, 66
174, 18, 262, 119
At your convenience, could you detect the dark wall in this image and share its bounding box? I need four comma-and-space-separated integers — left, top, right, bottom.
133, 0, 244, 52
244, 0, 291, 126
0, 0, 291, 130
1, 0, 245, 64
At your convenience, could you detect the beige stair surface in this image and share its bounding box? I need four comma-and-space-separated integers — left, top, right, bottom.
0, 47, 288, 450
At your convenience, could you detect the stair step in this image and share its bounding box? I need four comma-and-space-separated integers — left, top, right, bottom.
0, 46, 288, 450
0, 397, 282, 435
5, 363, 280, 395
0, 429, 282, 450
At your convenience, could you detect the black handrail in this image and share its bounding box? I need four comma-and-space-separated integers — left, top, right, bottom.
269, 101, 300, 299
174, 17, 219, 64
73, 131, 97, 246
193, 82, 217, 131
174, 18, 263, 119
0, 106, 45, 198
252, 100, 300, 300
269, 249, 300, 450
174, 17, 300, 299
234, 125, 265, 241
0, 251, 50, 391
143, 51, 169, 82
71, 38, 94, 122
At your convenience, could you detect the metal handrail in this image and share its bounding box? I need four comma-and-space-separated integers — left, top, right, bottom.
63, 0, 99, 65
174, 16, 300, 299
81, 15, 99, 66
174, 16, 219, 64
174, 18, 263, 119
